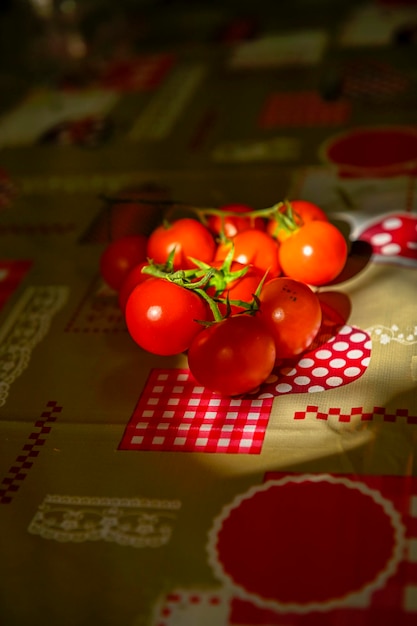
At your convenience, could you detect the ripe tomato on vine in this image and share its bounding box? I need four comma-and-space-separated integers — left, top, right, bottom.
258, 277, 322, 360
187, 314, 276, 396
125, 278, 209, 356
206, 203, 265, 239
99, 234, 148, 290
215, 229, 281, 278
146, 217, 216, 269
267, 199, 328, 242
98, 194, 353, 396
278, 220, 348, 286
118, 261, 150, 311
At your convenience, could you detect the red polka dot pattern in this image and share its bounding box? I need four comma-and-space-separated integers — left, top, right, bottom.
260, 325, 371, 397
359, 212, 417, 265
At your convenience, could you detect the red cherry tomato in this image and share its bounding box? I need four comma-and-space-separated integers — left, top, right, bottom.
207, 203, 265, 238
215, 229, 281, 278
187, 314, 276, 396
267, 200, 328, 242
258, 277, 322, 360
125, 278, 208, 356
118, 261, 150, 312
99, 234, 148, 290
146, 218, 216, 269
279, 221, 348, 286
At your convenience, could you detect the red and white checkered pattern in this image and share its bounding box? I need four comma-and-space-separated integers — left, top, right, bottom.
119, 369, 273, 454
342, 59, 412, 101
294, 405, 417, 423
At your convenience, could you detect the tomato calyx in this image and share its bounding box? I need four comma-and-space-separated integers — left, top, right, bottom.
139, 248, 265, 325
176, 199, 315, 241
98, 194, 317, 241
145, 262, 223, 323
189, 245, 250, 295
266, 200, 304, 239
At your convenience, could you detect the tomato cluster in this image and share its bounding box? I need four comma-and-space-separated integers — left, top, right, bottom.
99, 199, 349, 396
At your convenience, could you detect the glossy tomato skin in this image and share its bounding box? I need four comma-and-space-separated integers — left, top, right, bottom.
146, 218, 216, 269
215, 229, 281, 278
267, 200, 328, 242
258, 277, 322, 360
279, 221, 348, 286
118, 261, 150, 312
187, 315, 276, 396
207, 203, 265, 238
125, 278, 208, 356
289, 200, 327, 223
99, 234, 148, 290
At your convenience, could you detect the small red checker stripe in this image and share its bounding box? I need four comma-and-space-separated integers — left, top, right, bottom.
294, 406, 417, 423
119, 369, 273, 454
154, 590, 227, 625
0, 401, 61, 504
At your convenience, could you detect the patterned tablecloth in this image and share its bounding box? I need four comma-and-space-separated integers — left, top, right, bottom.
0, 1, 417, 625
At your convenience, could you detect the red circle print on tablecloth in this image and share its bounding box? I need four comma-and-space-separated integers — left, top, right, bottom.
207, 475, 405, 613
320, 125, 417, 177
358, 212, 417, 266
258, 325, 371, 398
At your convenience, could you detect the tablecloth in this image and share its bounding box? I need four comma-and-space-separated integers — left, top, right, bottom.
1, 1, 417, 625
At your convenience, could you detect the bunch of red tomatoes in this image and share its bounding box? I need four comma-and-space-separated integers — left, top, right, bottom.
99, 199, 349, 396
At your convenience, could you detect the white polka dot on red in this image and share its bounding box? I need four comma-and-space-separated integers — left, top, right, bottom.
358, 213, 417, 264
261, 325, 372, 396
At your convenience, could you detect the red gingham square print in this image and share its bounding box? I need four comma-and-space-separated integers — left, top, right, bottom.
342, 59, 412, 101
99, 54, 175, 92
258, 90, 351, 128
119, 369, 274, 454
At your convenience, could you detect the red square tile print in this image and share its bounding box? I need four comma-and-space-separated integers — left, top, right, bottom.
258, 91, 351, 128
119, 369, 273, 454
99, 53, 175, 92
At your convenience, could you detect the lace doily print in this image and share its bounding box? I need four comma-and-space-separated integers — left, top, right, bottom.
28, 495, 181, 548
0, 286, 68, 407
366, 324, 417, 345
